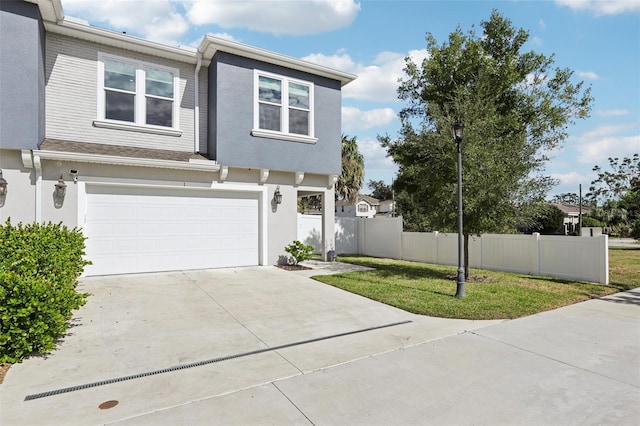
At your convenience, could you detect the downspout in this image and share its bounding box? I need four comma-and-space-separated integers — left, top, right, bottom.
194, 52, 202, 154
33, 153, 42, 223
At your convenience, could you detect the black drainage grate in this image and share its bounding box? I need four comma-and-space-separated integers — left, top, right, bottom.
24, 320, 412, 401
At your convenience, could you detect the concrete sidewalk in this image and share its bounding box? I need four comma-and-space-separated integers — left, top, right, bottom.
1, 267, 638, 425
609, 238, 639, 248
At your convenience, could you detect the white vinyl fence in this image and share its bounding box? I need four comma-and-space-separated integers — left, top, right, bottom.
298, 215, 609, 284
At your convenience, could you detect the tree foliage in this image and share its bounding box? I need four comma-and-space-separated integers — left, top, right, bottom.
381, 10, 593, 277
534, 204, 565, 235
367, 180, 393, 200
336, 135, 365, 203
551, 193, 580, 206
587, 154, 639, 204
586, 154, 640, 238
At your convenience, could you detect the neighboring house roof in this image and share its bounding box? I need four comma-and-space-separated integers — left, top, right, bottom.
551, 203, 592, 216
336, 194, 380, 207
32, 0, 357, 86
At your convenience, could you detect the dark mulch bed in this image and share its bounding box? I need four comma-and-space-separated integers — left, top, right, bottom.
446, 274, 495, 283
0, 363, 10, 384
275, 264, 312, 271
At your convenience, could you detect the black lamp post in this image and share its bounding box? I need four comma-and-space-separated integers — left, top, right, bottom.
453, 119, 465, 298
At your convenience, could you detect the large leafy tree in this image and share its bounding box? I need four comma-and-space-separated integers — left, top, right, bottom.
587, 154, 639, 204
532, 204, 565, 235
551, 193, 580, 206
367, 180, 393, 200
587, 154, 640, 237
381, 11, 592, 278
336, 134, 365, 203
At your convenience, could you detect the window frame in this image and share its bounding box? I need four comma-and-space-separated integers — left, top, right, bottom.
252, 70, 317, 144
95, 53, 181, 136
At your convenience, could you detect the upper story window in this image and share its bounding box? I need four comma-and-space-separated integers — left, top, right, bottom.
95, 53, 180, 135
358, 203, 369, 213
252, 70, 317, 144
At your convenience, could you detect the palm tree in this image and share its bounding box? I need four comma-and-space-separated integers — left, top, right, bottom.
336, 135, 364, 203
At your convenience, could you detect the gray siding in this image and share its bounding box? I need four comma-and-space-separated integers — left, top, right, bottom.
45, 33, 199, 152
209, 52, 342, 175
0, 1, 45, 150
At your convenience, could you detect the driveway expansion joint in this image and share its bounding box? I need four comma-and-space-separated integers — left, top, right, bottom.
468, 330, 640, 389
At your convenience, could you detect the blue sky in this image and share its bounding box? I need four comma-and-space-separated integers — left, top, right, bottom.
62, 0, 640, 198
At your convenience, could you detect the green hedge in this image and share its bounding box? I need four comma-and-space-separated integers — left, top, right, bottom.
0, 220, 90, 363
581, 216, 602, 227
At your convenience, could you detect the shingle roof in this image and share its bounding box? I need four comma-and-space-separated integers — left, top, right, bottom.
336, 194, 380, 206
551, 203, 593, 215
40, 139, 209, 162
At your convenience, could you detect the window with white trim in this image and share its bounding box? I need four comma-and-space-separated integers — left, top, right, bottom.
252, 70, 316, 143
97, 53, 179, 132
358, 203, 369, 213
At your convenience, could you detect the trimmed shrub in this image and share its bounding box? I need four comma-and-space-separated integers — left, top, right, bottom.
581, 216, 602, 228
0, 220, 90, 363
631, 219, 640, 240
284, 240, 314, 265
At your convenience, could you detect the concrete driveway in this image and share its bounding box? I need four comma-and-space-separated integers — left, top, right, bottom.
1, 266, 638, 425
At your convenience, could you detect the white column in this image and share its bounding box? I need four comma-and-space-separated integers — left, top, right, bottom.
321, 188, 335, 261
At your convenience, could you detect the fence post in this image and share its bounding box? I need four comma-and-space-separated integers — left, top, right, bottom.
434, 231, 439, 264
600, 234, 609, 285
533, 232, 541, 276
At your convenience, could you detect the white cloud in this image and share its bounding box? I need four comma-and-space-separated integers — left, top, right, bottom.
576, 70, 602, 80
555, 0, 640, 15
342, 107, 396, 131
303, 49, 428, 102
578, 134, 640, 164
573, 123, 640, 164
548, 170, 594, 196
596, 109, 630, 116
357, 137, 398, 184
63, 0, 189, 46
209, 33, 237, 42
530, 36, 544, 47
302, 51, 357, 73
186, 0, 360, 35
550, 171, 590, 186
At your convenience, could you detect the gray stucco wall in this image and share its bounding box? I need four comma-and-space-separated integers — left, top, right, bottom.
209, 52, 342, 175
0, 1, 45, 150
0, 150, 35, 224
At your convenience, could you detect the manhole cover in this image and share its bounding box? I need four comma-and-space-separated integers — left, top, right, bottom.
98, 400, 119, 410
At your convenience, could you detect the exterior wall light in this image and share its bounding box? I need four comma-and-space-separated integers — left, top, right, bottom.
53, 176, 67, 208
274, 185, 283, 205
0, 170, 7, 197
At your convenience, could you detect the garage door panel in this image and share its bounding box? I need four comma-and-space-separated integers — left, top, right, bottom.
84, 186, 260, 276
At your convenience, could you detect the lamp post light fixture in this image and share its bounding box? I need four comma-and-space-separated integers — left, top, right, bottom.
453, 119, 465, 298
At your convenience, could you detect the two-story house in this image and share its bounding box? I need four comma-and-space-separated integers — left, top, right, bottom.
335, 195, 380, 219
0, 0, 355, 276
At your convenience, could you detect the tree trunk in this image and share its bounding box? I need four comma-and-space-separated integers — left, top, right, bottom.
464, 233, 470, 279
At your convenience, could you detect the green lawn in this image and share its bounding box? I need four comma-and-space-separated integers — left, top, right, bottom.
312, 248, 639, 320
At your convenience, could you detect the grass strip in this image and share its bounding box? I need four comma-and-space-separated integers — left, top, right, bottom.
312, 248, 638, 320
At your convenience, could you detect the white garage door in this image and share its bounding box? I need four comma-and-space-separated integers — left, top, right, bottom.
84, 185, 260, 276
